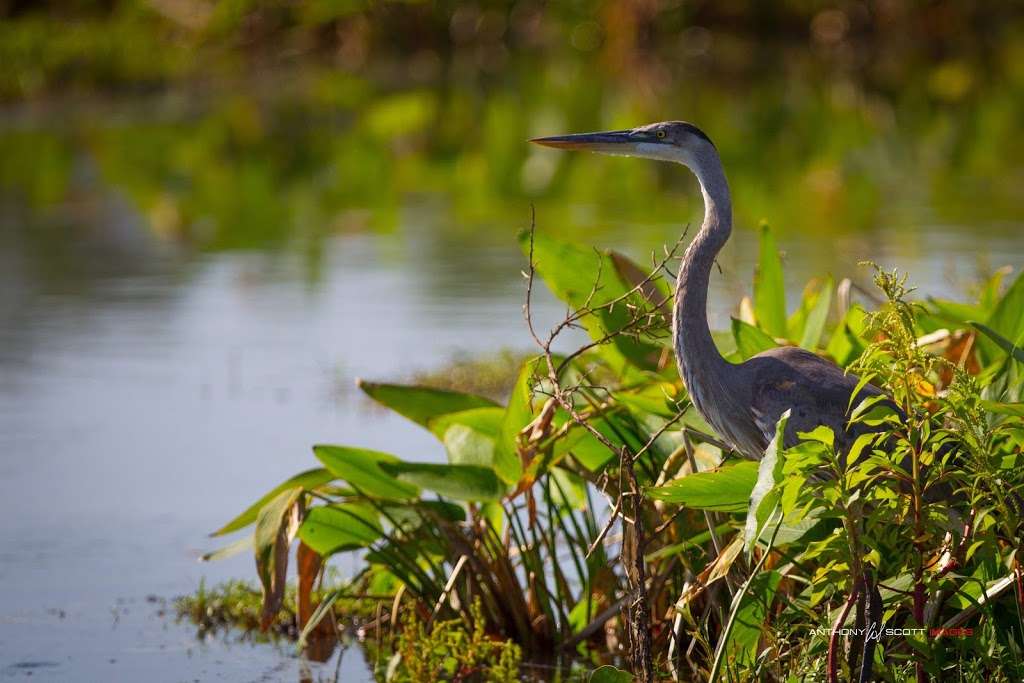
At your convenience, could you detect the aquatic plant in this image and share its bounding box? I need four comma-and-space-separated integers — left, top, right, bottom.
208, 224, 1024, 680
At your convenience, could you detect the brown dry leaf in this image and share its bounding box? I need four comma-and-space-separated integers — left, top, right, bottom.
674, 534, 742, 611
943, 331, 980, 381
254, 487, 303, 631
296, 541, 323, 630
298, 540, 336, 663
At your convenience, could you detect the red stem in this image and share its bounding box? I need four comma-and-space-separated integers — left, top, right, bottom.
828, 584, 861, 683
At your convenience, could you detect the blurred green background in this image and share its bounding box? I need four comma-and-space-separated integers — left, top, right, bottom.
3, 0, 1023, 255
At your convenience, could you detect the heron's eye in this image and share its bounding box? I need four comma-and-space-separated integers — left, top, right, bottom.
656, 130, 666, 139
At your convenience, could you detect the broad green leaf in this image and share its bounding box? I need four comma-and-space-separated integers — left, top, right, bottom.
732, 317, 777, 360
799, 277, 833, 350
589, 665, 633, 683
562, 418, 619, 471
759, 507, 823, 547
728, 570, 782, 666
379, 462, 506, 501
212, 467, 334, 536
979, 269, 1024, 365
646, 461, 760, 512
496, 357, 543, 484
745, 411, 789, 552
382, 500, 467, 530
313, 445, 419, 500
614, 384, 681, 419
927, 298, 985, 327
298, 504, 382, 556
518, 230, 662, 370
429, 406, 504, 468
357, 381, 497, 437
753, 223, 786, 338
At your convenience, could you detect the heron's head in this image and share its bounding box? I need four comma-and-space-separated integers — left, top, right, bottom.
530, 121, 715, 167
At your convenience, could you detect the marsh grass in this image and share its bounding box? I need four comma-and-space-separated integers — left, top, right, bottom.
199, 226, 1024, 681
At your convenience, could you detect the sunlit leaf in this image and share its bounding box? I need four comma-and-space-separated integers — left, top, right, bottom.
429, 406, 504, 468
977, 270, 1024, 365
646, 461, 760, 512
799, 276, 833, 349
728, 570, 782, 666
980, 400, 1024, 417
212, 468, 334, 536
201, 533, 253, 562
496, 357, 543, 484
379, 462, 506, 501
358, 381, 497, 437
972, 321, 1024, 366
518, 230, 663, 371
753, 223, 786, 338
825, 305, 867, 367
298, 504, 382, 556
589, 665, 633, 683
732, 317, 777, 360
313, 445, 419, 500
745, 411, 789, 552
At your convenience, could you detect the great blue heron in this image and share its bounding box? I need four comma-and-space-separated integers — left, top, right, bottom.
531, 121, 884, 459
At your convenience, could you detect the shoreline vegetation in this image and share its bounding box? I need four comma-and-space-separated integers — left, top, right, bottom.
198, 223, 1024, 681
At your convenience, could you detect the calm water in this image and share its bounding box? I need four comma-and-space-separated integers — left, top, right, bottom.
2, 100, 1023, 680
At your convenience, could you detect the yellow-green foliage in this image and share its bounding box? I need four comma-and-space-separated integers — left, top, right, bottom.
389, 600, 521, 683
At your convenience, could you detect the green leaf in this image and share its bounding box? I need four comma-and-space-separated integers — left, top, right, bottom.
357, 381, 497, 437
212, 467, 334, 536
745, 411, 789, 552
972, 321, 1024, 366
496, 357, 544, 483
825, 305, 867, 367
732, 317, 778, 360
201, 534, 253, 562
589, 665, 633, 683
518, 230, 662, 370
753, 223, 786, 338
798, 277, 833, 350
549, 467, 588, 510
728, 570, 782, 666
379, 462, 506, 501
927, 298, 985, 327
313, 445, 419, 500
429, 406, 504, 467
979, 269, 1024, 365
298, 504, 382, 556
646, 461, 760, 512
980, 400, 1024, 417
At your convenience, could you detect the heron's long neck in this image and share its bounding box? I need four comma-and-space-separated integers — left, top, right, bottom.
673, 149, 732, 401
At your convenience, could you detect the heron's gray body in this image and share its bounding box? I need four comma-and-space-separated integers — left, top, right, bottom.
533, 121, 885, 460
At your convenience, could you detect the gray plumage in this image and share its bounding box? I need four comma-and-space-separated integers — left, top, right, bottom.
532, 121, 884, 459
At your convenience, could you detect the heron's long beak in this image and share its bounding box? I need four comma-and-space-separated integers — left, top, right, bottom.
529, 129, 640, 153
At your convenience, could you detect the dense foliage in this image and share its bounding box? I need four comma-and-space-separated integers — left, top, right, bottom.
208, 224, 1024, 680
